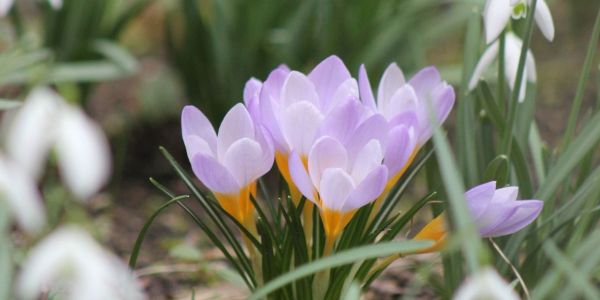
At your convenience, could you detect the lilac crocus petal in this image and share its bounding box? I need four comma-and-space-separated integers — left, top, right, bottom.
343, 165, 388, 211
308, 55, 352, 109
381, 84, 418, 120
487, 200, 543, 237
476, 202, 518, 237
388, 110, 419, 130
181, 105, 217, 156
318, 99, 363, 144
254, 125, 275, 176
534, 0, 555, 42
483, 0, 512, 44
319, 168, 355, 212
409, 66, 441, 101
288, 151, 316, 203
281, 101, 324, 155
358, 64, 376, 111
384, 125, 416, 176
191, 154, 239, 195
281, 71, 320, 107
351, 139, 384, 183
418, 83, 455, 144
217, 103, 254, 159
259, 87, 287, 151
465, 181, 496, 220
183, 136, 213, 163
469, 41, 500, 90
222, 138, 264, 187
308, 136, 348, 189
377, 63, 405, 110
345, 114, 388, 163
325, 78, 358, 113
243, 78, 262, 119
492, 186, 519, 203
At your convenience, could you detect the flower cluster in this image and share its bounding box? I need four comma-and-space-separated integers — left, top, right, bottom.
470, 0, 555, 101
182, 55, 455, 248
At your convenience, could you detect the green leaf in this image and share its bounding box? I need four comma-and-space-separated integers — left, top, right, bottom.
483, 155, 509, 186
248, 240, 433, 300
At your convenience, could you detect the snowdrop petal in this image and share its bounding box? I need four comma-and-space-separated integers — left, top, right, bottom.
308, 55, 352, 109
281, 71, 320, 107
0, 0, 13, 16
377, 63, 405, 110
465, 181, 496, 220
222, 138, 264, 187
358, 64, 377, 111
281, 101, 324, 156
0, 156, 45, 234
55, 106, 111, 200
191, 154, 239, 194
351, 139, 384, 183
469, 41, 499, 90
487, 200, 542, 236
384, 125, 416, 176
288, 151, 316, 203
483, 0, 512, 44
308, 136, 348, 189
535, 0, 555, 42
48, 0, 62, 9
181, 105, 217, 157
217, 103, 255, 159
454, 267, 519, 300
343, 165, 387, 211
6, 87, 60, 179
319, 168, 355, 211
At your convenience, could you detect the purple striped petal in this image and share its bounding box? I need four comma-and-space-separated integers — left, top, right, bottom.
319, 168, 355, 211
486, 200, 543, 237
217, 104, 255, 159
358, 64, 376, 111
191, 154, 239, 195
308, 55, 352, 110
289, 151, 317, 203
343, 165, 388, 211
308, 136, 348, 189
465, 181, 496, 220
181, 105, 217, 156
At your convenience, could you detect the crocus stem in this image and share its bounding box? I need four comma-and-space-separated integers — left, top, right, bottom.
367, 254, 402, 280
313, 235, 336, 299
242, 217, 263, 286
303, 202, 314, 251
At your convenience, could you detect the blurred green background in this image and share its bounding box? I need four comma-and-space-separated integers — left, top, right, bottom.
0, 0, 596, 298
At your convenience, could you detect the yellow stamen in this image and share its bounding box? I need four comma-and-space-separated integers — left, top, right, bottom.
321, 208, 356, 246
413, 213, 447, 253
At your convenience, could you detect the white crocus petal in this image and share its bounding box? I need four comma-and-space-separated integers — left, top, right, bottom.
17, 227, 145, 300
319, 168, 355, 212
217, 103, 255, 160
55, 106, 111, 200
377, 63, 405, 112
281, 102, 324, 156
468, 41, 499, 90
350, 139, 383, 183
281, 71, 320, 108
222, 138, 264, 187
534, 0, 554, 42
0, 0, 13, 16
5, 87, 61, 179
453, 267, 519, 300
484, 0, 513, 44
0, 156, 45, 234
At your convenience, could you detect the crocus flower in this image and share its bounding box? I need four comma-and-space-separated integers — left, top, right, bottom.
358, 64, 455, 186
288, 132, 388, 251
414, 181, 543, 251
17, 227, 145, 300
454, 267, 519, 300
0, 0, 62, 15
181, 103, 274, 226
468, 32, 537, 102
5, 87, 111, 199
484, 0, 555, 44
0, 154, 45, 234
258, 56, 358, 203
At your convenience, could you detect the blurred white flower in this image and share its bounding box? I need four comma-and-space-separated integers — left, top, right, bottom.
6, 87, 111, 199
484, 0, 555, 44
0, 0, 62, 16
454, 267, 520, 300
468, 32, 536, 102
17, 226, 145, 300
0, 154, 45, 234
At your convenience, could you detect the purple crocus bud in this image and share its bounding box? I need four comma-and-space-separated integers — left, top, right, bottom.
466, 181, 543, 237
181, 104, 274, 225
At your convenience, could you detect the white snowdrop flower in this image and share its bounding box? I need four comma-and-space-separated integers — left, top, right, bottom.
484, 0, 555, 44
17, 226, 146, 300
5, 87, 111, 199
454, 267, 520, 300
468, 32, 537, 102
0, 0, 62, 16
0, 154, 45, 233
